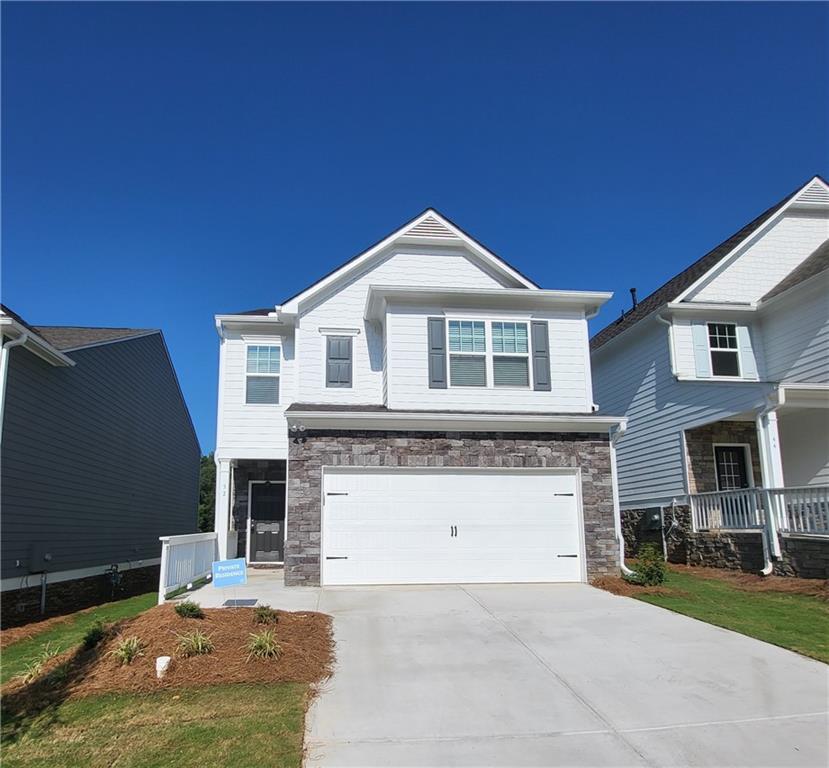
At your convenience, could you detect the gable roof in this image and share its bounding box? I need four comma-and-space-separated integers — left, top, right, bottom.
761, 239, 829, 302
33, 326, 157, 351
590, 175, 828, 351
277, 207, 539, 314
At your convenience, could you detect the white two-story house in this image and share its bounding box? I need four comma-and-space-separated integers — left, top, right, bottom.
213, 210, 625, 586
591, 176, 829, 574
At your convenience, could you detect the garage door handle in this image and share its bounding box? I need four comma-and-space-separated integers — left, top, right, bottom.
326, 492, 349, 496
554, 493, 574, 497
326, 556, 348, 560
557, 554, 578, 558
449, 525, 457, 537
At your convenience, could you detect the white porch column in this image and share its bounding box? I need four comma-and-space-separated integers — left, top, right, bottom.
214, 459, 232, 560
756, 411, 784, 559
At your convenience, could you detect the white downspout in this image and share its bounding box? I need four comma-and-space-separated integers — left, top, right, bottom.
757, 389, 786, 574
655, 314, 678, 377
0, 332, 28, 447
610, 421, 636, 577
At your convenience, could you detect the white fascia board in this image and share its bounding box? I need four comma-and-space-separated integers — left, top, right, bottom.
776, 383, 829, 410
0, 318, 75, 366
214, 312, 291, 337
365, 285, 613, 322
281, 209, 538, 315
286, 409, 626, 434
672, 176, 825, 304
664, 301, 758, 316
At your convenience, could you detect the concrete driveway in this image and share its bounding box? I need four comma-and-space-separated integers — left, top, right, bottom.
306, 583, 828, 767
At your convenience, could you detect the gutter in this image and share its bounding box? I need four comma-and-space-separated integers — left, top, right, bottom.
609, 421, 636, 577
0, 332, 29, 446
655, 313, 678, 378
757, 388, 785, 573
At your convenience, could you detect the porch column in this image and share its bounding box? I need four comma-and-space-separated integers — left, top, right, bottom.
215, 459, 232, 560
756, 411, 784, 558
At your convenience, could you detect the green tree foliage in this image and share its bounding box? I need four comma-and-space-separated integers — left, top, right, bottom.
198, 453, 216, 532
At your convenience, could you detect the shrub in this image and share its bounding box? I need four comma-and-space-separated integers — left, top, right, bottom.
253, 605, 278, 625
109, 636, 144, 666
174, 600, 204, 619
626, 543, 667, 586
83, 620, 108, 650
246, 629, 282, 662
176, 629, 214, 657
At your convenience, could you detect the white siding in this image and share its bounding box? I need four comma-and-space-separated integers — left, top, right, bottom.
779, 408, 829, 487
758, 274, 829, 384
295, 246, 510, 406
387, 305, 592, 412
592, 321, 771, 508
686, 213, 829, 303
216, 329, 294, 459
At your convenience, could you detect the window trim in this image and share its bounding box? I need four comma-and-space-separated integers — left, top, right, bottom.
245, 344, 281, 406
707, 322, 741, 379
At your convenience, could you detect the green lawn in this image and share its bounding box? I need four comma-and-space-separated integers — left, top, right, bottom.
636, 569, 829, 663
1, 683, 308, 768
1, 592, 157, 685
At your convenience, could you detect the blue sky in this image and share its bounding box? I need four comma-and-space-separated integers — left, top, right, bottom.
3, 2, 827, 452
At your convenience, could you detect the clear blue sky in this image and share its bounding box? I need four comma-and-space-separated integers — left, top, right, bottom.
3, 2, 827, 453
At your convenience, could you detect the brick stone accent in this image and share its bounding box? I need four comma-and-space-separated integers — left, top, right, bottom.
777, 536, 829, 579
684, 421, 762, 494
1, 564, 159, 629
286, 430, 619, 586
230, 460, 286, 559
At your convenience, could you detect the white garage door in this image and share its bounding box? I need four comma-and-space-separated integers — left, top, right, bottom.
321, 468, 584, 586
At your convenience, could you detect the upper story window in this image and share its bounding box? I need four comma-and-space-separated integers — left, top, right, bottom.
492, 322, 530, 387
448, 320, 486, 386
246, 345, 280, 404
707, 323, 740, 377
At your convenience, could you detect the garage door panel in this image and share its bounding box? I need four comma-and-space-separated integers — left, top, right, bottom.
322, 469, 583, 585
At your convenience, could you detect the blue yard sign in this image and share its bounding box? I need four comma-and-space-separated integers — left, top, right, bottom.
212, 558, 247, 588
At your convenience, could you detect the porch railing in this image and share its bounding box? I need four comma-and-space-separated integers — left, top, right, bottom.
158, 532, 218, 604
690, 485, 829, 535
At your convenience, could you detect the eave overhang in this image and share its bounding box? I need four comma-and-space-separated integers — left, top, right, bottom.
0, 318, 75, 366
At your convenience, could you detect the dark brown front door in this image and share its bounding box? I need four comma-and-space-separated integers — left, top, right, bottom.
250, 482, 286, 562
714, 446, 750, 491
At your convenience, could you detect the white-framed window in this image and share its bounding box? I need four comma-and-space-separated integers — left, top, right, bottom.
448, 320, 486, 387
246, 345, 280, 404
707, 323, 740, 377
491, 321, 530, 387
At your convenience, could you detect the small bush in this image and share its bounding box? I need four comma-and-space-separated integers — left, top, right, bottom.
109, 636, 144, 666
253, 605, 278, 625
626, 543, 667, 586
176, 629, 214, 657
174, 600, 204, 619
246, 629, 282, 662
83, 620, 108, 650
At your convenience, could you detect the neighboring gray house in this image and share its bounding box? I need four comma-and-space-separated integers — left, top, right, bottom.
0, 305, 200, 624
591, 176, 829, 577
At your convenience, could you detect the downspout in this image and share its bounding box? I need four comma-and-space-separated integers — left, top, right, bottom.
0, 332, 28, 447
757, 388, 785, 574
610, 421, 636, 577
655, 313, 678, 377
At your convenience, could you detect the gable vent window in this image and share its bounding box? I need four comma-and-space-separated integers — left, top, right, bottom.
448, 320, 486, 387
708, 323, 740, 377
246, 345, 280, 404
492, 322, 530, 387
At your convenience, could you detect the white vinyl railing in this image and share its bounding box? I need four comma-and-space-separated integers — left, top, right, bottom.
158, 532, 218, 604
690, 485, 829, 536
769, 486, 829, 535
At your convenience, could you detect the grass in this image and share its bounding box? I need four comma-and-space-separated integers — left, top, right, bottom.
1, 683, 308, 768
1, 592, 156, 685
635, 569, 829, 663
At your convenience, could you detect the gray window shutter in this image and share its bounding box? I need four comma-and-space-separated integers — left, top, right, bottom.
326, 336, 352, 388
736, 325, 758, 379
531, 321, 551, 391
691, 322, 712, 378
428, 318, 447, 388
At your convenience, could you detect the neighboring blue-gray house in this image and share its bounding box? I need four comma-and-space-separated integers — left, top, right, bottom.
0, 305, 200, 625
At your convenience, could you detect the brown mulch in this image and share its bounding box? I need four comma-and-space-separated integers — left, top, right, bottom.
667, 564, 829, 600
1, 606, 334, 706
590, 576, 678, 599
0, 613, 77, 649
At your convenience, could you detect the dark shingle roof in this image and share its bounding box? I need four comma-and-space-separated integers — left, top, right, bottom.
761, 240, 829, 302
32, 326, 156, 351
590, 184, 805, 351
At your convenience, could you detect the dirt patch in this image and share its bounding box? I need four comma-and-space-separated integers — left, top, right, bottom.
0, 613, 76, 649
591, 576, 677, 599
1, 606, 334, 706
668, 564, 829, 600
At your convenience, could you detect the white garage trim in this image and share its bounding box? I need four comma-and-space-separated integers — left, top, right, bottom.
320, 466, 587, 586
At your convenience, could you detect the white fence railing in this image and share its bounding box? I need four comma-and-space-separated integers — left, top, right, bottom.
690, 485, 829, 536
158, 532, 218, 604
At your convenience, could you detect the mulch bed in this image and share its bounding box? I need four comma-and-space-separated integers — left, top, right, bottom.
1, 606, 334, 708
0, 613, 77, 649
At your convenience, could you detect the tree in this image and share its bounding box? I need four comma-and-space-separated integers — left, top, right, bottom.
198, 453, 216, 532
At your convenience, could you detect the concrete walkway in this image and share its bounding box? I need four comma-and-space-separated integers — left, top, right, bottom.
186, 574, 828, 767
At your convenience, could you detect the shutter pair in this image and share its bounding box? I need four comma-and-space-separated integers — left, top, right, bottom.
427, 318, 551, 391
326, 336, 352, 387
691, 322, 757, 379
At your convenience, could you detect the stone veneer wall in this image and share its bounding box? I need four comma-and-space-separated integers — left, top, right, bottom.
230, 460, 287, 559
684, 421, 762, 494
622, 506, 828, 579
286, 430, 619, 586
1, 564, 159, 629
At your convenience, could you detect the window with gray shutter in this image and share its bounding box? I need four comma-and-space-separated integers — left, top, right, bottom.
245, 345, 281, 404
531, 321, 551, 391
326, 336, 352, 388
492, 321, 530, 387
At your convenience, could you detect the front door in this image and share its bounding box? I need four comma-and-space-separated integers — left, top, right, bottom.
249, 482, 286, 563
